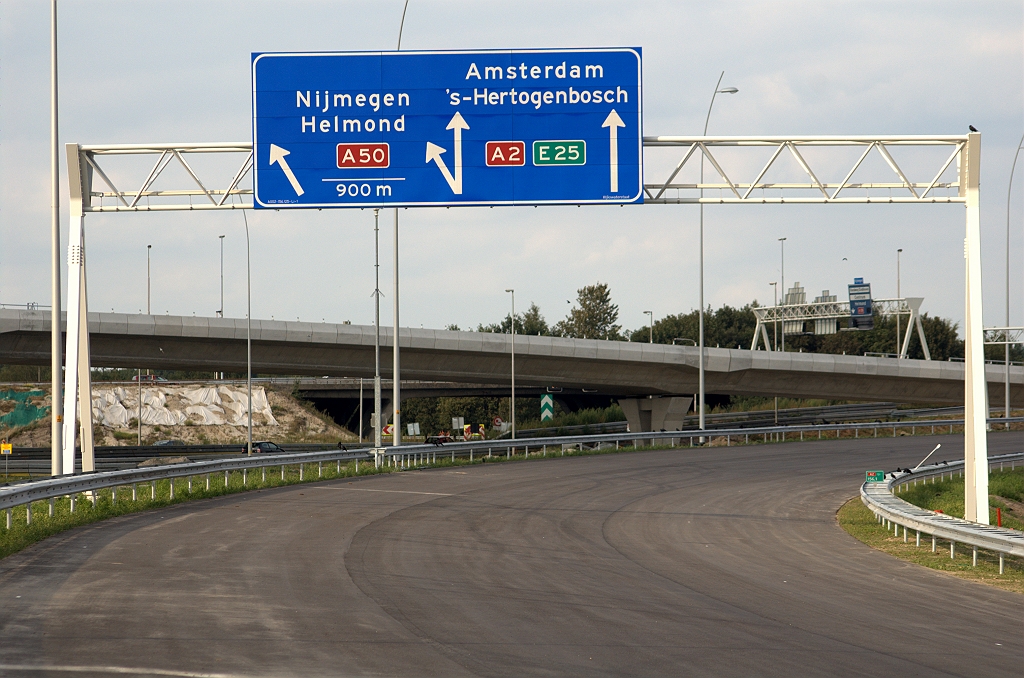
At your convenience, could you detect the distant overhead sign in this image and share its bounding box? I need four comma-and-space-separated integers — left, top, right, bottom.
849, 280, 874, 330
251, 48, 643, 208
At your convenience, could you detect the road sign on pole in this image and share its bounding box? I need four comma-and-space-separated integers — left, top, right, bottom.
540, 394, 554, 421
252, 48, 643, 208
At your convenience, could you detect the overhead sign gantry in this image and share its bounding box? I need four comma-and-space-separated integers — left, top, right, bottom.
251, 48, 643, 207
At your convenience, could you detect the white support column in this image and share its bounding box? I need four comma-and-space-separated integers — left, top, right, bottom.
61, 215, 84, 474
900, 311, 915, 359
77, 245, 95, 474
914, 313, 931, 361
962, 132, 989, 524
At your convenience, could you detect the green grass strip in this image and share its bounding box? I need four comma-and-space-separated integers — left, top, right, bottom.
838, 497, 1024, 594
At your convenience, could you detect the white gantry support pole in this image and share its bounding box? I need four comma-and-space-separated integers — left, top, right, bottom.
61, 143, 96, 476
962, 132, 989, 525
60, 214, 83, 474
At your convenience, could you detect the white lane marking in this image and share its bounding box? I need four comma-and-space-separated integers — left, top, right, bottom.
315, 487, 452, 496
0, 665, 247, 678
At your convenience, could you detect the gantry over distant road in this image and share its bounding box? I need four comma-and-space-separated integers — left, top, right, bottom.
1, 309, 1019, 406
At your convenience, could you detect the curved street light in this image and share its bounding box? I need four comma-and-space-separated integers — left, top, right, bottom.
698, 72, 738, 439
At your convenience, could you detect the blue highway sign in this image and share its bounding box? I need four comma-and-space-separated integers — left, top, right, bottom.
251, 48, 642, 209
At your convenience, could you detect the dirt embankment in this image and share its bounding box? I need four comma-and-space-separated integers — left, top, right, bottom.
0, 383, 354, 447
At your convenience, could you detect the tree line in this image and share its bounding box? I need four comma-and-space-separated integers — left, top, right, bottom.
470, 281, 1017, 363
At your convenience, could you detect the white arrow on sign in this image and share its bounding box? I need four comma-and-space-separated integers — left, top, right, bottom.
269, 144, 304, 197
425, 111, 470, 194
602, 109, 625, 193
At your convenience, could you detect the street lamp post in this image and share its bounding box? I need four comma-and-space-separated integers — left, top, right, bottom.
146, 245, 152, 315
698, 72, 738, 438
218, 235, 225, 318
896, 248, 903, 357
770, 281, 779, 424
50, 0, 63, 475
1005, 133, 1024, 426
778, 238, 786, 352
644, 310, 653, 343
241, 212, 253, 456
506, 289, 515, 440
373, 209, 382, 462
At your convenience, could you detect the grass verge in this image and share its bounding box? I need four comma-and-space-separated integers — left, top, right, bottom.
0, 442, 647, 561
837, 498, 1024, 594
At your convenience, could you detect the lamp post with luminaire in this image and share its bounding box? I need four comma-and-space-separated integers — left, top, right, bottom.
778, 237, 786, 352
505, 289, 515, 440
698, 72, 738, 438
896, 248, 903, 357
644, 310, 653, 343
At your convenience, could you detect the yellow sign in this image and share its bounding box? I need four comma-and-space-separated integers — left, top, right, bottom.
0, 443, 12, 455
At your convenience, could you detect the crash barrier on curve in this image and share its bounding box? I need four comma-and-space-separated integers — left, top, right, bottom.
861, 452, 1024, 574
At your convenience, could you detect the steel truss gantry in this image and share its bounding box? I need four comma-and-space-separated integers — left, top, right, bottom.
751, 297, 931, 360
60, 133, 986, 524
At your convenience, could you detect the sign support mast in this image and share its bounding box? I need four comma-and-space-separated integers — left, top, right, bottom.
392, 0, 409, 449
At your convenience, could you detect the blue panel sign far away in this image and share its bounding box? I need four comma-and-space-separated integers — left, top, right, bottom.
251, 48, 642, 209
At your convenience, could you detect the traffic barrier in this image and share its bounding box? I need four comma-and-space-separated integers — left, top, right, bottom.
861, 452, 1024, 575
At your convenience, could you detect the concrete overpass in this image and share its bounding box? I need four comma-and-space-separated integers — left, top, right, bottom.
1, 309, 1021, 406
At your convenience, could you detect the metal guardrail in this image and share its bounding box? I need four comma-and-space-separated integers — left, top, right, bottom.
4, 419, 1024, 553
861, 452, 1024, 574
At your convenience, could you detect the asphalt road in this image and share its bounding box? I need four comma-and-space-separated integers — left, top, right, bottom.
1, 433, 1022, 677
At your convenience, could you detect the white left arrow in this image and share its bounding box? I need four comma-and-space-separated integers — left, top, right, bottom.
602, 109, 625, 193
425, 111, 469, 194
269, 144, 304, 197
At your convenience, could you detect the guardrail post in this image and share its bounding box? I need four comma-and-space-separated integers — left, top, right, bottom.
950, 541, 955, 559
726, 435, 730, 447
170, 478, 175, 499
355, 459, 359, 473
205, 475, 210, 490
25, 503, 31, 525
242, 469, 247, 486
318, 462, 322, 478
49, 498, 55, 516
262, 467, 266, 482
903, 525, 907, 542
225, 471, 229, 487
5, 508, 10, 529
70, 495, 76, 512
916, 530, 920, 547
854, 428, 858, 439
999, 553, 1004, 574
151, 481, 156, 499
932, 535, 936, 552
281, 466, 285, 481
132, 483, 137, 501
470, 450, 474, 461
187, 477, 191, 493
337, 460, 341, 474
874, 427, 877, 437
299, 464, 304, 481
451, 450, 455, 462
972, 546, 977, 566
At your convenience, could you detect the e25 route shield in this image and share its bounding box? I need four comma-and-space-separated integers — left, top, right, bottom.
251, 48, 642, 209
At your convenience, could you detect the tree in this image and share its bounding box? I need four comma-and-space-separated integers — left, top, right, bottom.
476, 302, 549, 335
553, 283, 622, 340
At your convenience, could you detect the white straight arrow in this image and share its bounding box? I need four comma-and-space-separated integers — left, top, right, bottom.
602, 109, 625, 193
426, 111, 469, 194
269, 144, 304, 196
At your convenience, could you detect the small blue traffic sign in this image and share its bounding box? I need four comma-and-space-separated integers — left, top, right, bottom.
251, 48, 643, 208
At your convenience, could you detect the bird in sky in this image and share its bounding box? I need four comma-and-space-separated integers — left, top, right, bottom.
969, 125, 978, 132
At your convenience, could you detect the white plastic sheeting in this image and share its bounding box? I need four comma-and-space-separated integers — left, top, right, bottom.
90, 385, 278, 428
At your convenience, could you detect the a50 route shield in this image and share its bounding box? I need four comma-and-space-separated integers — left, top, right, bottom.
251, 48, 643, 209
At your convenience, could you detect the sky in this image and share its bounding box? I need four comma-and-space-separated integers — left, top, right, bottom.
1, 0, 1022, 340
